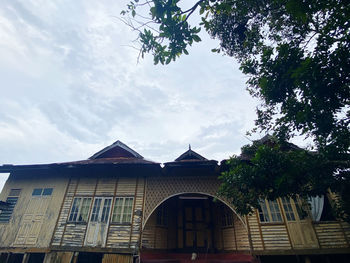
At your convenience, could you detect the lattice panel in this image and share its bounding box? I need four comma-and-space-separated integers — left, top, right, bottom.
144, 176, 238, 226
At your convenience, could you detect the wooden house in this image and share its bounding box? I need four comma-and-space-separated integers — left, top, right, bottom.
0, 141, 349, 263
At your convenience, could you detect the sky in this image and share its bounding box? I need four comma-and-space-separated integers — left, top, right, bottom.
0, 0, 262, 192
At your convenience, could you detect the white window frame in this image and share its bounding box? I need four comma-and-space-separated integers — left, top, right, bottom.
281, 197, 296, 221
258, 199, 283, 223
68, 197, 92, 223
111, 197, 134, 224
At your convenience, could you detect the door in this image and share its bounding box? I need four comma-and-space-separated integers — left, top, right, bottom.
14, 198, 49, 245
281, 198, 319, 248
183, 200, 209, 250
85, 197, 112, 247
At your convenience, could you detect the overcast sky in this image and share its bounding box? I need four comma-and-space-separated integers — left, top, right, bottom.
0, 0, 263, 192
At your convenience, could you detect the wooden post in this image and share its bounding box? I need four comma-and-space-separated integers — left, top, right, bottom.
277, 198, 293, 249
129, 177, 139, 247
139, 177, 146, 250
50, 177, 72, 246
106, 177, 119, 248
245, 216, 254, 254
5, 253, 10, 263
60, 178, 80, 246
71, 252, 79, 263
22, 253, 29, 263
255, 209, 265, 250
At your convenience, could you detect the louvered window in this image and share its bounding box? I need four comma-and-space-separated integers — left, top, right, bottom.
0, 189, 21, 222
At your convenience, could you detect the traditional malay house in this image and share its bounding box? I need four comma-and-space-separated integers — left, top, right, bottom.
0, 140, 349, 263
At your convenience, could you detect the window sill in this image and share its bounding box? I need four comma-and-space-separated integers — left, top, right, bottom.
259, 222, 284, 226
110, 222, 132, 226
66, 221, 87, 225
313, 220, 340, 224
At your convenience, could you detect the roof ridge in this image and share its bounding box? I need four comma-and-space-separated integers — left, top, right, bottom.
175, 148, 207, 161
89, 140, 143, 159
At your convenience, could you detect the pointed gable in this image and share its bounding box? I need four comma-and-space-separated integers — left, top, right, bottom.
174, 145, 207, 162
89, 140, 143, 160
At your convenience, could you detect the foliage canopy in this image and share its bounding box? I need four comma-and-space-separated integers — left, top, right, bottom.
122, 0, 350, 219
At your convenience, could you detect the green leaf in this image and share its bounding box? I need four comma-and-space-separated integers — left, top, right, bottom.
192, 35, 201, 42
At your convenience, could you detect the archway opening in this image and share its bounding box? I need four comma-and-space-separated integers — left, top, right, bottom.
141, 193, 250, 259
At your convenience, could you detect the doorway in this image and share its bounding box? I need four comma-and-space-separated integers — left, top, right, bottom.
84, 197, 112, 247
141, 193, 246, 253
182, 198, 212, 251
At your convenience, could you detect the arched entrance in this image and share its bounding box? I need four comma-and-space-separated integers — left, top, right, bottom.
141, 193, 250, 255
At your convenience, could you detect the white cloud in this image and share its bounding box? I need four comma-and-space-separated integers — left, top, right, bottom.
0, 0, 262, 193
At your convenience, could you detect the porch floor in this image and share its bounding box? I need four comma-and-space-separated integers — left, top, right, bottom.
140, 252, 257, 263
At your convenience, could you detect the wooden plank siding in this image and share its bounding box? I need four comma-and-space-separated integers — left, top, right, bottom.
314, 222, 349, 248
51, 178, 79, 246
246, 214, 264, 251
43, 252, 73, 263
130, 177, 145, 248
141, 212, 156, 249
61, 224, 87, 247
340, 221, 350, 246
3, 172, 348, 256
140, 212, 170, 250
75, 178, 97, 196
0, 173, 69, 249
95, 178, 116, 196
102, 254, 132, 263
106, 177, 137, 249
52, 176, 145, 250
260, 225, 292, 250
234, 217, 250, 251
222, 227, 236, 250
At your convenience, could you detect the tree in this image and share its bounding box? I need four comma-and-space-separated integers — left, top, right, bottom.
218, 136, 349, 221
122, 0, 350, 219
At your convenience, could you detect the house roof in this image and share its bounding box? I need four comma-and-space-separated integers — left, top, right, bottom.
174, 145, 208, 162
0, 140, 159, 173
164, 146, 218, 170
239, 134, 303, 161
89, 140, 143, 159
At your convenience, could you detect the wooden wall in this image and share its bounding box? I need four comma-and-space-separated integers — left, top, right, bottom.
314, 222, 349, 249
246, 209, 350, 254
51, 178, 79, 246
234, 217, 250, 251
0, 172, 69, 249
51, 176, 145, 250
107, 177, 144, 249
1, 172, 349, 257
141, 197, 248, 252
141, 204, 175, 250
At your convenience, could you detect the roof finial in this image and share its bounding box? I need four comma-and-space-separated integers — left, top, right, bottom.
189, 144, 191, 150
